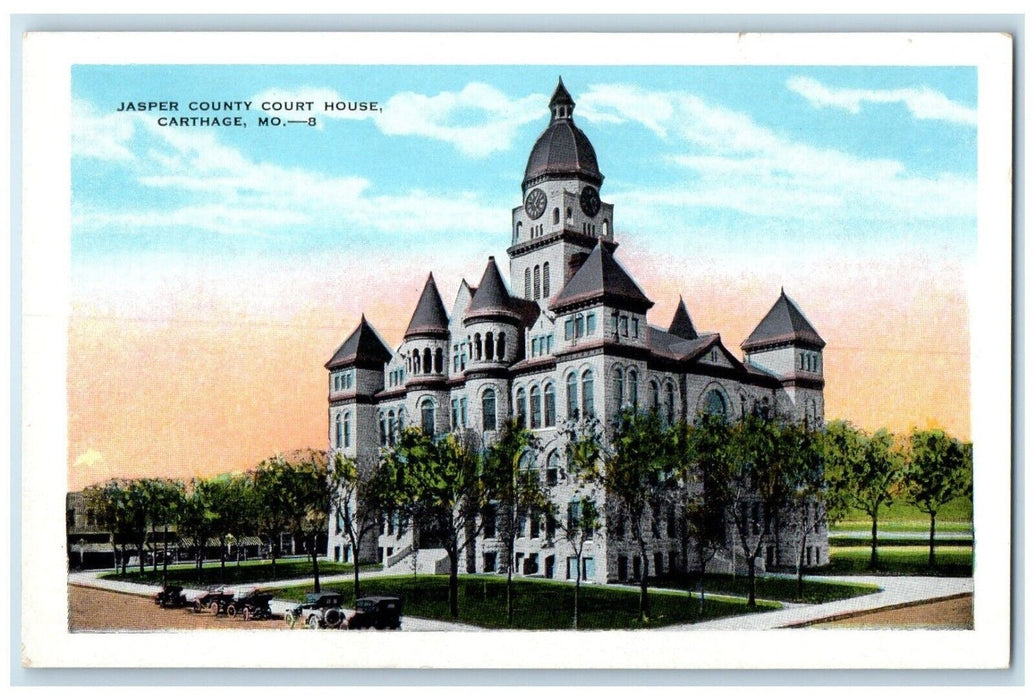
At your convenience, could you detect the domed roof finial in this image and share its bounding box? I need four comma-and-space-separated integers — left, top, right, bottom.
549, 76, 575, 121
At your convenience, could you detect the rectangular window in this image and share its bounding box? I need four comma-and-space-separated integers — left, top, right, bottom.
451, 400, 459, 430
546, 336, 553, 353
531, 338, 539, 357
575, 315, 585, 337
633, 317, 639, 338
483, 505, 496, 538
620, 316, 629, 337
564, 318, 574, 340
583, 557, 595, 580
460, 398, 468, 428
586, 313, 596, 334
530, 510, 540, 539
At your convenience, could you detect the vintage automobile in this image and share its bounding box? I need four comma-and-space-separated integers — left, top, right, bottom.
192, 586, 235, 614
347, 595, 403, 630
285, 592, 346, 629
228, 589, 274, 621
153, 584, 188, 609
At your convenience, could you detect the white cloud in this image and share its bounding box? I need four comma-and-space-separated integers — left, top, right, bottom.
71, 98, 137, 161
570, 83, 976, 227
786, 76, 977, 126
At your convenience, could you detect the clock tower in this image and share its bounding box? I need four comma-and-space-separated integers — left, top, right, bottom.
508, 78, 616, 309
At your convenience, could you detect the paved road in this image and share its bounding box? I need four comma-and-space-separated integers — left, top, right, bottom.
68, 569, 973, 631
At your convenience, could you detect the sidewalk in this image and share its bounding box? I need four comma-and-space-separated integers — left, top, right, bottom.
69, 568, 974, 631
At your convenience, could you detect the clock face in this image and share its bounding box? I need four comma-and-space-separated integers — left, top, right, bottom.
524, 187, 547, 220
580, 186, 601, 217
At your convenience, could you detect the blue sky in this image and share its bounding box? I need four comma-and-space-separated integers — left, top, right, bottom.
71, 64, 977, 269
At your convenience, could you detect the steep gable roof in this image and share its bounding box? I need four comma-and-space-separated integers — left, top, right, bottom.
404, 273, 450, 338
326, 315, 393, 370
549, 243, 653, 313
741, 289, 825, 352
668, 297, 698, 340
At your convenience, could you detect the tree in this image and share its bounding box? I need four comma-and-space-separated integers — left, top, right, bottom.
123, 480, 151, 574
597, 409, 678, 622
904, 429, 973, 568
330, 453, 382, 600
481, 420, 541, 625
778, 421, 827, 597
380, 427, 485, 618
674, 415, 734, 614
557, 416, 605, 628
273, 449, 333, 592
84, 479, 136, 575
142, 479, 186, 582
722, 413, 792, 607
251, 457, 296, 578
825, 421, 905, 569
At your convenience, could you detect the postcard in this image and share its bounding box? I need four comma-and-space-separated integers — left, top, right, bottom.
20, 31, 1012, 669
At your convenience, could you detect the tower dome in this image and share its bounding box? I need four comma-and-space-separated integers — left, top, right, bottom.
522, 77, 603, 192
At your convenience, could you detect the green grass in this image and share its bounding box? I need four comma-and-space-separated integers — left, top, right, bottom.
659, 573, 880, 604
825, 545, 973, 577
102, 558, 377, 586
828, 536, 973, 547
266, 575, 782, 630
834, 495, 973, 527
829, 520, 973, 534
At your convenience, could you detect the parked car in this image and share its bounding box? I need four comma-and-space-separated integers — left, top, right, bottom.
347, 595, 402, 630
153, 584, 188, 609
228, 589, 274, 621
192, 586, 235, 614
285, 592, 346, 629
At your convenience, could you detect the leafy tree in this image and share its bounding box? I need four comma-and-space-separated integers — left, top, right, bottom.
825, 421, 905, 569
674, 415, 734, 613
556, 416, 607, 628
380, 427, 486, 618
330, 453, 382, 599
84, 479, 136, 575
250, 457, 296, 578
904, 429, 973, 568
722, 413, 792, 607
592, 409, 678, 622
123, 480, 151, 574
142, 479, 186, 582
777, 421, 827, 597
178, 480, 213, 571
275, 449, 333, 592
481, 420, 542, 625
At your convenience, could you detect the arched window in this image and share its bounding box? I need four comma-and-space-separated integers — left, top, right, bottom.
534, 265, 541, 300
422, 347, 432, 374
650, 380, 660, 411
612, 367, 624, 410
581, 370, 595, 417
497, 332, 506, 360
628, 369, 639, 407
421, 398, 435, 435
388, 410, 397, 446
434, 348, 444, 373
514, 221, 522, 242
544, 383, 556, 427
525, 268, 532, 299
566, 373, 578, 419
397, 408, 406, 432
530, 386, 542, 429
702, 388, 728, 420
343, 412, 351, 448
473, 333, 482, 360
335, 413, 343, 449
552, 207, 560, 225
482, 388, 497, 432
664, 382, 675, 425
379, 412, 388, 446
546, 450, 561, 486
542, 262, 550, 298
602, 219, 610, 237
412, 349, 420, 373
485, 333, 495, 361
516, 388, 527, 427
565, 207, 572, 224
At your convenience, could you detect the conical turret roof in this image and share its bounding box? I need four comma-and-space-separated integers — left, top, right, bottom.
741, 289, 825, 352
404, 273, 450, 339
467, 257, 520, 321
668, 297, 698, 340
326, 315, 393, 370
549, 243, 653, 313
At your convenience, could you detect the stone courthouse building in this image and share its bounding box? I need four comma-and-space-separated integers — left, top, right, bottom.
325, 79, 829, 582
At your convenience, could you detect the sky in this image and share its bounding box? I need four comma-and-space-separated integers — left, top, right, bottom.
68, 64, 977, 489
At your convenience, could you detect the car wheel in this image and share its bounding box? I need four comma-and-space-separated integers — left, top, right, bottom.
193, 601, 202, 613
226, 604, 237, 618
242, 608, 252, 622
325, 609, 343, 628
307, 616, 321, 630
284, 612, 296, 628
210, 601, 220, 615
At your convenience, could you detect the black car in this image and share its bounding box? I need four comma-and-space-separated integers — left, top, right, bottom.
286, 592, 346, 629
347, 596, 402, 630
153, 584, 187, 609
192, 586, 235, 614
228, 589, 274, 621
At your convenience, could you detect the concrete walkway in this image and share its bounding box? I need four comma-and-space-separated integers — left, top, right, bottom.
68, 568, 973, 631
672, 575, 974, 630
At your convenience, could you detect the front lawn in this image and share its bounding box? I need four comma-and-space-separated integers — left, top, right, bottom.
655, 573, 879, 604
825, 545, 973, 577
102, 559, 376, 586
266, 575, 781, 630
